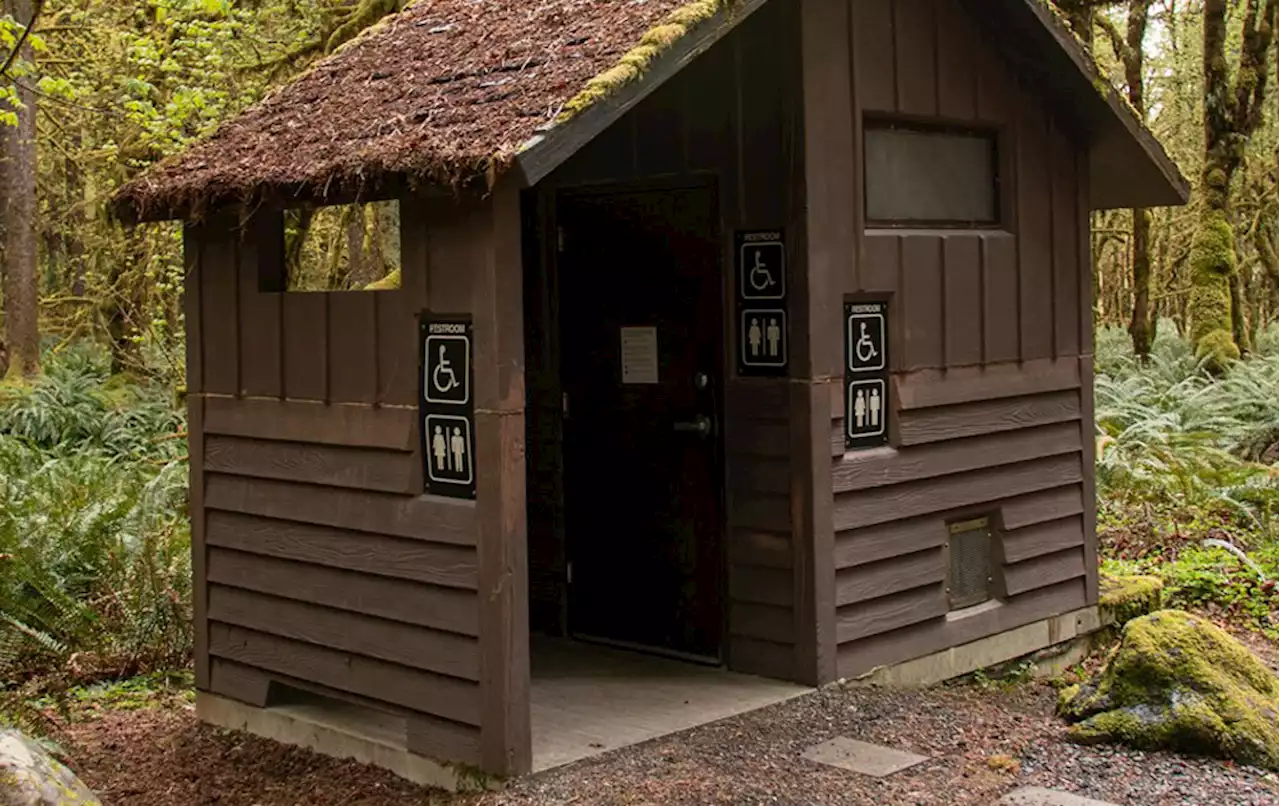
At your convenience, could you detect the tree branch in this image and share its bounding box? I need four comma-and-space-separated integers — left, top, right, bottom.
0, 0, 46, 82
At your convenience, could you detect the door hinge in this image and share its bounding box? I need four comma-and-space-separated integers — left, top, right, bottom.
562, 391, 570, 419
566, 561, 573, 584
557, 226, 566, 253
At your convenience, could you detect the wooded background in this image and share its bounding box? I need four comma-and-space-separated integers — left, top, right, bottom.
0, 0, 1276, 383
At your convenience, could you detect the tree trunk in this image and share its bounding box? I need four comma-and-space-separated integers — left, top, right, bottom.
1121, 0, 1153, 358
1128, 208, 1154, 356
0, 0, 41, 380
1228, 269, 1252, 353
1187, 0, 1278, 371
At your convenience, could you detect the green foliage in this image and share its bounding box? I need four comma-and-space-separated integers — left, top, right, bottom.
1095, 324, 1278, 634
0, 343, 190, 688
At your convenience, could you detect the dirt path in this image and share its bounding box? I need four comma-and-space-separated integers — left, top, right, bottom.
60, 682, 1276, 806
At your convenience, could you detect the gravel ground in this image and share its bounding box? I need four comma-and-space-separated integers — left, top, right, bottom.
60, 681, 1277, 806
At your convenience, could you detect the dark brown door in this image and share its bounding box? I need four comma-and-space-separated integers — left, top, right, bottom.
559, 185, 724, 660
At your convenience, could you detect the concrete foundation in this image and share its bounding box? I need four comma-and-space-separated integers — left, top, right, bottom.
850, 606, 1107, 688
196, 693, 474, 792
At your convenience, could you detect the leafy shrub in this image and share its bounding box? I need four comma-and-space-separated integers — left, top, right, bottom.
0, 343, 190, 686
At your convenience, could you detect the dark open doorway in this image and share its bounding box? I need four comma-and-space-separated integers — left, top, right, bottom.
547, 182, 725, 662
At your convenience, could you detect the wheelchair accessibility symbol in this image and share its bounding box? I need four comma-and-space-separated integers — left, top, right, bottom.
847, 311, 886, 373
425, 334, 470, 405
739, 241, 785, 300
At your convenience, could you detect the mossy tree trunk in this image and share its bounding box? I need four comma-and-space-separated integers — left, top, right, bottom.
1187, 0, 1277, 371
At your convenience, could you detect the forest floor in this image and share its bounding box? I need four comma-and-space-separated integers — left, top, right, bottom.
55, 659, 1278, 806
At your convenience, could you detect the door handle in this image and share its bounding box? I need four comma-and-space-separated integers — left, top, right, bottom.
673, 415, 712, 437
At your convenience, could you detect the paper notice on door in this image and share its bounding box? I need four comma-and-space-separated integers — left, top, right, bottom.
620, 326, 659, 385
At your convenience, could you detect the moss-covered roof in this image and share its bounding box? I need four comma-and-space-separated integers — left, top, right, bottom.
115, 0, 719, 220
115, 0, 1188, 221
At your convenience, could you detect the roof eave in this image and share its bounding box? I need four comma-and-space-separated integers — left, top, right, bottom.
961, 0, 1190, 211
510, 0, 772, 189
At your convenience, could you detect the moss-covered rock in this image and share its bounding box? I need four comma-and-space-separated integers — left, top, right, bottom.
1099, 573, 1163, 625
1057, 610, 1278, 768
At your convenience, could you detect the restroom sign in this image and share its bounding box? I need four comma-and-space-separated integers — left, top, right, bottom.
737, 230, 788, 376
844, 300, 890, 449
420, 314, 476, 498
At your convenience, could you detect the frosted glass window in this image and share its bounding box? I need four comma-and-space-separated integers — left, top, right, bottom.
865, 124, 998, 225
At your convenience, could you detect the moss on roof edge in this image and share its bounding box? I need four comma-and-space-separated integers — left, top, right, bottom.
551, 0, 729, 125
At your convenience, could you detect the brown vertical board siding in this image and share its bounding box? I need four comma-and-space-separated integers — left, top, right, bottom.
787, 381, 836, 684
860, 233, 898, 295
184, 225, 205, 394
893, 0, 938, 116
633, 76, 684, 178
827, 0, 1097, 679
326, 293, 378, 404
201, 220, 240, 396
1051, 130, 1081, 358
189, 396, 209, 690
943, 236, 983, 367
980, 234, 1019, 363
935, 0, 978, 121
681, 36, 735, 173
1015, 98, 1054, 361
237, 212, 284, 398
736, 0, 788, 225
376, 290, 415, 405
282, 293, 328, 400
472, 186, 531, 777
854, 0, 896, 112
799, 0, 854, 379
900, 235, 944, 370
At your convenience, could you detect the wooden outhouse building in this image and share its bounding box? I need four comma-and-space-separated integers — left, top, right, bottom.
117, 0, 1187, 782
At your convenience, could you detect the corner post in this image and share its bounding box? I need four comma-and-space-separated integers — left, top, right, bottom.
792, 0, 852, 685
473, 183, 532, 776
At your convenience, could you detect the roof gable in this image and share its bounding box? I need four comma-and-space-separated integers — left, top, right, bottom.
115, 0, 1188, 221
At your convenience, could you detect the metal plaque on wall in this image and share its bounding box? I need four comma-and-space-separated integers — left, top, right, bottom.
419, 313, 476, 498
736, 230, 788, 376
844, 299, 890, 449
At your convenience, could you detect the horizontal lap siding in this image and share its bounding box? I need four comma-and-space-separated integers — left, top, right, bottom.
189, 217, 483, 763
827, 0, 1095, 679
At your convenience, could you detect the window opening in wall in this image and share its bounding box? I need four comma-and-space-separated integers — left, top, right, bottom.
945, 515, 993, 610
864, 120, 999, 227
282, 200, 401, 291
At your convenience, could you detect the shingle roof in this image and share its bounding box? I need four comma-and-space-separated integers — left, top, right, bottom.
114, 0, 1188, 221
114, 0, 712, 220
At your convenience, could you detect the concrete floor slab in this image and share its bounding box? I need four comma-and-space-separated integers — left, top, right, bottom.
530, 637, 809, 772
801, 736, 929, 777
997, 787, 1119, 806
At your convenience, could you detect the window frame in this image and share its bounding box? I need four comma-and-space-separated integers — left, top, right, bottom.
862, 117, 1004, 230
